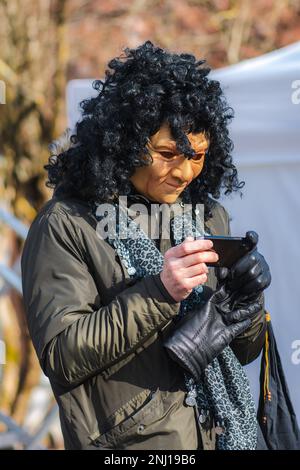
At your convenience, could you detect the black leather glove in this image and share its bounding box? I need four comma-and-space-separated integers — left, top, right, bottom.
163, 284, 262, 381
216, 231, 271, 304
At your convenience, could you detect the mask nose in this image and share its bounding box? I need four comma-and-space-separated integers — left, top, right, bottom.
170, 157, 194, 184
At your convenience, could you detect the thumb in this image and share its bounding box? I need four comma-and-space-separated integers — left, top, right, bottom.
245, 230, 259, 252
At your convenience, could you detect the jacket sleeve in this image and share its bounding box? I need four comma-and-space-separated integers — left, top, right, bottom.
21, 210, 180, 388
217, 204, 267, 365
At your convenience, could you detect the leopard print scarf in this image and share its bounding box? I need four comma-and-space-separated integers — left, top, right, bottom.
95, 199, 258, 450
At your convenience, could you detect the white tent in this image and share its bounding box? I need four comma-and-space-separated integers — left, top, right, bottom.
66, 42, 300, 422
211, 42, 300, 422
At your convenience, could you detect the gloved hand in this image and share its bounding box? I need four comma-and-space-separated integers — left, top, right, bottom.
163, 284, 262, 381
216, 231, 271, 304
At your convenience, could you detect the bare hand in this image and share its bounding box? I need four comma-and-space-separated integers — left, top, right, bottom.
160, 236, 219, 302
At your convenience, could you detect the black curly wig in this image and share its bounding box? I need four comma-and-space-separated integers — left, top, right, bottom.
44, 40, 244, 220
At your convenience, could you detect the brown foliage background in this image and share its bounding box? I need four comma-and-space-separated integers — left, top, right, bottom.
1, 0, 300, 215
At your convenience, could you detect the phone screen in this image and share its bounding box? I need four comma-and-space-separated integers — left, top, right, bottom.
202, 235, 253, 268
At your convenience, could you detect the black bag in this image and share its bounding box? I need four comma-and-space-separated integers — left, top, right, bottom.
257, 313, 300, 450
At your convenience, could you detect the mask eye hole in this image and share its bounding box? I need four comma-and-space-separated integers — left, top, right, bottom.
160, 151, 177, 160
191, 152, 205, 162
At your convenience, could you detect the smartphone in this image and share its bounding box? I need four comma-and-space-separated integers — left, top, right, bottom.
201, 235, 253, 268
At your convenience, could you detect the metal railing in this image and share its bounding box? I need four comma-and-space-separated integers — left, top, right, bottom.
0, 206, 28, 295
0, 205, 59, 450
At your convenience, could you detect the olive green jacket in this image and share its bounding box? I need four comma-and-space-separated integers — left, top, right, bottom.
21, 188, 266, 450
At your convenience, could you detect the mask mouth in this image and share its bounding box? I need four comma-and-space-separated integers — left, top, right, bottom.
164, 180, 187, 191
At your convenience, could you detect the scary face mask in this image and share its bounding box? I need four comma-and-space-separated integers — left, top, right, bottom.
130, 122, 209, 204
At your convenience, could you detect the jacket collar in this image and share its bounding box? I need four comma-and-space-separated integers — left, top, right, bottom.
126, 184, 194, 223
52, 182, 190, 216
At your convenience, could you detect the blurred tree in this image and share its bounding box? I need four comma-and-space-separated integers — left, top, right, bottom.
1, 0, 299, 218
66, 0, 300, 78
0, 0, 69, 215
0, 0, 69, 443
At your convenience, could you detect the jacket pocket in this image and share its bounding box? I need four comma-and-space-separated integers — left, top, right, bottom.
88, 388, 165, 449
